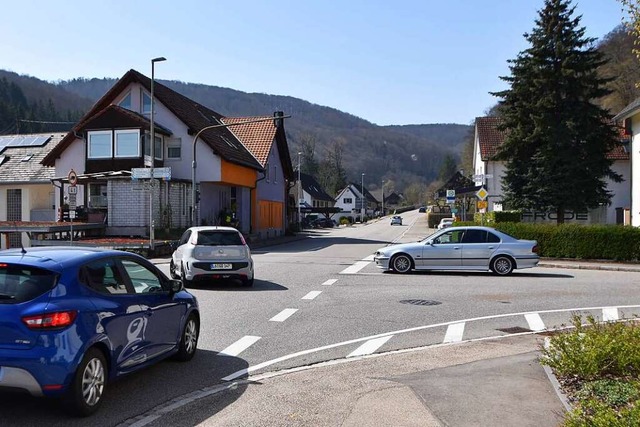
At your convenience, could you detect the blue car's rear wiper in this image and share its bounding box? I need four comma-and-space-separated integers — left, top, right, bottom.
0, 293, 15, 299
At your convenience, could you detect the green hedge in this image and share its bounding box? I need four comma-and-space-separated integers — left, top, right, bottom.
454, 222, 640, 261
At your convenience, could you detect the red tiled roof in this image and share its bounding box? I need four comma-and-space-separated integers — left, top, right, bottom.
475, 116, 629, 161
475, 117, 508, 161
222, 116, 276, 166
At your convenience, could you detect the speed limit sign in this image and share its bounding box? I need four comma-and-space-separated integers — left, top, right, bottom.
68, 169, 78, 187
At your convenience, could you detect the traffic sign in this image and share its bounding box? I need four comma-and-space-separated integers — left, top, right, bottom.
132, 167, 172, 180
476, 187, 488, 201
477, 200, 488, 209
446, 189, 455, 198
68, 186, 78, 195
68, 169, 78, 187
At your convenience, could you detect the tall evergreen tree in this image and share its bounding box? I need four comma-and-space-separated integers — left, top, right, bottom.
492, 0, 622, 224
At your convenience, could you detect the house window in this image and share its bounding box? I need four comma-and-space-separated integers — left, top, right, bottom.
88, 183, 108, 208
118, 92, 132, 110
167, 137, 181, 160
344, 197, 352, 204
88, 131, 112, 159
115, 130, 140, 158
265, 161, 270, 182
143, 133, 163, 161
142, 92, 151, 114
274, 165, 278, 183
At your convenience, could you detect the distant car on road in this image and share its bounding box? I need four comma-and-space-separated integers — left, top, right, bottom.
171, 226, 254, 287
0, 247, 199, 416
418, 206, 426, 213
390, 216, 403, 226
438, 218, 454, 229
374, 226, 539, 275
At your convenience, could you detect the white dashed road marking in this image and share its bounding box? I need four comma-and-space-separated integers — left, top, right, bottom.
363, 255, 375, 261
340, 261, 371, 274
270, 308, 298, 322
218, 336, 261, 357
322, 279, 338, 286
347, 336, 393, 358
302, 291, 322, 300
525, 313, 546, 331
603, 307, 619, 321
443, 322, 465, 343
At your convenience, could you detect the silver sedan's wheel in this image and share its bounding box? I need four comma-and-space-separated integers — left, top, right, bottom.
391, 254, 412, 274
491, 256, 514, 275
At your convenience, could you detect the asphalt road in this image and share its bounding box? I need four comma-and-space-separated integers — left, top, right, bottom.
3, 211, 640, 426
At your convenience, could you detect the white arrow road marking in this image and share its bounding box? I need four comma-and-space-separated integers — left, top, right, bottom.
270, 308, 298, 322
603, 307, 619, 321
302, 291, 322, 300
443, 322, 465, 343
340, 261, 370, 274
322, 279, 338, 286
525, 313, 546, 331
347, 336, 393, 358
218, 336, 261, 357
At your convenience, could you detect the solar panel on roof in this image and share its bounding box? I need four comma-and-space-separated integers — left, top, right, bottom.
0, 135, 51, 148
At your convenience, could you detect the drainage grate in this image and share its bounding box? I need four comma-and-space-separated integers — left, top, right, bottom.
496, 326, 533, 334
400, 299, 442, 306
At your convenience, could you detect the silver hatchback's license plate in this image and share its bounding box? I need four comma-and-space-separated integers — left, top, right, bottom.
211, 263, 233, 270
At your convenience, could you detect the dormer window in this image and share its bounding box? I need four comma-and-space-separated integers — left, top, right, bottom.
88, 131, 113, 159
115, 130, 140, 158
21, 154, 33, 162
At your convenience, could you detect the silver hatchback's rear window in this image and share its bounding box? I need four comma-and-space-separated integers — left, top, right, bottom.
197, 230, 243, 246
0, 264, 58, 304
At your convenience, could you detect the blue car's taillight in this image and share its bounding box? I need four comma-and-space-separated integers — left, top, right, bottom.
22, 310, 78, 330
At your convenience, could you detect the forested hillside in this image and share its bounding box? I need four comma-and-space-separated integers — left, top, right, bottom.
0, 23, 637, 198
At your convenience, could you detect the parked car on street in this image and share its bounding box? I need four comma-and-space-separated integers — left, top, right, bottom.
171, 226, 254, 287
438, 218, 454, 229
311, 217, 336, 228
418, 206, 426, 213
0, 247, 199, 416
390, 216, 403, 225
374, 226, 539, 275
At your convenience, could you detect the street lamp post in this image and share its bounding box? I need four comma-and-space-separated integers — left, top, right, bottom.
361, 173, 365, 222
149, 56, 166, 249
297, 152, 302, 231
190, 116, 290, 227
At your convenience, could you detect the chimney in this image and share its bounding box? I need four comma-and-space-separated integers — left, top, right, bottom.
273, 111, 284, 128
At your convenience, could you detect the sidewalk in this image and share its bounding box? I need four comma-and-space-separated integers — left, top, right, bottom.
149, 334, 567, 427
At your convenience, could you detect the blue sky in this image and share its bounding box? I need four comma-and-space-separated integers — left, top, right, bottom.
1, 0, 627, 125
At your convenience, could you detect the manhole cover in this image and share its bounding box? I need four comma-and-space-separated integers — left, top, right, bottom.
496, 326, 533, 334
400, 299, 442, 306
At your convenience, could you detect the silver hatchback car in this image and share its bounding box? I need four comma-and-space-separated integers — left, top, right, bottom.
374, 226, 539, 275
170, 226, 254, 286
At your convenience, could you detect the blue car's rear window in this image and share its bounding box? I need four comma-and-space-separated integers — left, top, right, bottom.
0, 264, 57, 304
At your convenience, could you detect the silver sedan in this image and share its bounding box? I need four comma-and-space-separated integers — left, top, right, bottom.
374, 226, 539, 275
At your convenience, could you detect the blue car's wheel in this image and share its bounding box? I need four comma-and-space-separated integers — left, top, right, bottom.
174, 314, 199, 361
65, 348, 107, 417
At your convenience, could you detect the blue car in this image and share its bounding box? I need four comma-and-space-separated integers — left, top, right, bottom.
0, 247, 199, 416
